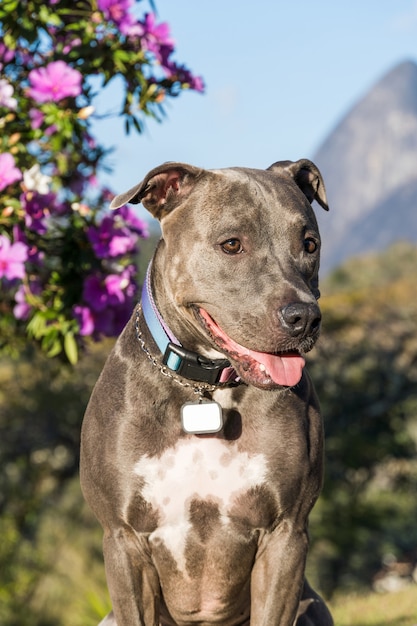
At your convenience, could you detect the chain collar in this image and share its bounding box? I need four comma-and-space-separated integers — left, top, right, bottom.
135, 305, 241, 396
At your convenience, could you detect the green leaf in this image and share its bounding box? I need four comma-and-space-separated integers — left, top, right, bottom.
0, 0, 19, 14
27, 312, 47, 340
46, 338, 63, 359
42, 8, 62, 27
64, 332, 78, 365
114, 49, 131, 64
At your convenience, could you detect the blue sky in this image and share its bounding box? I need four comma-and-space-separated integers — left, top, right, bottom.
92, 0, 417, 217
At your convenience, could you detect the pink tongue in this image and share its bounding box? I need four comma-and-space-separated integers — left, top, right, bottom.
199, 309, 305, 387
249, 349, 305, 387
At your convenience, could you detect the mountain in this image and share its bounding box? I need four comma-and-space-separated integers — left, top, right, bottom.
313, 60, 417, 273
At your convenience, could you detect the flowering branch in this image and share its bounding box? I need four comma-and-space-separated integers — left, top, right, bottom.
0, 0, 204, 363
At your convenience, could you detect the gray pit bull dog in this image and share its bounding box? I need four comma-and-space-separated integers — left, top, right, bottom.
80, 159, 334, 626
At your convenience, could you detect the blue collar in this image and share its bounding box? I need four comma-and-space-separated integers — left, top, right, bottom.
141, 262, 240, 386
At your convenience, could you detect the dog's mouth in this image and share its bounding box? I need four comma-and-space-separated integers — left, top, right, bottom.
196, 308, 305, 390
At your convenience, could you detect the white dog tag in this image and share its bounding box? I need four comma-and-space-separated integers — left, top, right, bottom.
181, 401, 223, 435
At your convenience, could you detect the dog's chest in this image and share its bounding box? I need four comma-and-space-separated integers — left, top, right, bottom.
132, 438, 272, 571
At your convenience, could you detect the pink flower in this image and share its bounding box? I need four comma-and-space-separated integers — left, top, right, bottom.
82, 274, 109, 312
28, 61, 82, 103
13, 280, 41, 320
137, 13, 175, 57
87, 214, 138, 258
104, 267, 136, 304
82, 268, 135, 312
0, 43, 14, 71
73, 302, 132, 337
73, 305, 95, 336
98, 0, 136, 34
62, 37, 82, 55
0, 234, 28, 281
0, 153, 22, 192
29, 108, 44, 130
79, 266, 137, 337
13, 284, 31, 320
21, 191, 50, 234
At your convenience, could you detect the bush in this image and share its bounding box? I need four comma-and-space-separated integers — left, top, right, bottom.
0, 0, 203, 362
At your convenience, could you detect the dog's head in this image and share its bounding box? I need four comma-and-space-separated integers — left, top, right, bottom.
111, 160, 328, 390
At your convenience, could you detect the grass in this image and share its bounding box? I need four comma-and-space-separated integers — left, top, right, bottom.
329, 586, 417, 626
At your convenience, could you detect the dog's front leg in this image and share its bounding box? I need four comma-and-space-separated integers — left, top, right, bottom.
250, 525, 308, 626
103, 528, 160, 626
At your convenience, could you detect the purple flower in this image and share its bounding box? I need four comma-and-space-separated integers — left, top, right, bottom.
136, 20, 204, 94
13, 284, 31, 320
62, 37, 82, 55
105, 274, 128, 305
98, 0, 136, 34
188, 74, 205, 93
28, 61, 82, 103
21, 191, 67, 234
12, 225, 45, 266
83, 267, 136, 312
93, 309, 115, 336
79, 266, 136, 337
13, 280, 41, 320
87, 214, 138, 258
82, 274, 109, 312
0, 43, 14, 70
136, 13, 175, 57
0, 235, 28, 281
109, 231, 138, 256
73, 301, 133, 338
45, 123, 58, 136
105, 266, 136, 304
110, 303, 134, 334
0, 79, 17, 110
73, 305, 95, 336
0, 153, 22, 192
163, 60, 205, 93
21, 192, 49, 234
114, 206, 149, 237
29, 109, 45, 130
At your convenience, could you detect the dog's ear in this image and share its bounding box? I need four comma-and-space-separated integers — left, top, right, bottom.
267, 159, 329, 211
110, 162, 203, 219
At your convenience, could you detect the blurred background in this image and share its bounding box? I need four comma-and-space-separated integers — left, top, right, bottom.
1, 1, 417, 625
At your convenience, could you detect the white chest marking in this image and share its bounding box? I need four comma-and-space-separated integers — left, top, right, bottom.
133, 439, 267, 571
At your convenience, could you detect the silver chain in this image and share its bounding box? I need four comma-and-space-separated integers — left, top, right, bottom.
134, 305, 295, 401
134, 305, 218, 396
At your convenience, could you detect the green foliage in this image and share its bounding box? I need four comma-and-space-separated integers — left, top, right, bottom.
0, 341, 113, 624
0, 477, 111, 626
307, 242, 417, 596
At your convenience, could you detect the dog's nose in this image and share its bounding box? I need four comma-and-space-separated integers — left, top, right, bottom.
279, 302, 321, 337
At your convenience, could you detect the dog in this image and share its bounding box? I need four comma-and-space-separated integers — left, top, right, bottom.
80, 159, 334, 626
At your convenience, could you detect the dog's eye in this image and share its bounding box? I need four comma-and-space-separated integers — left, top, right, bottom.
221, 238, 243, 255
304, 237, 318, 254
